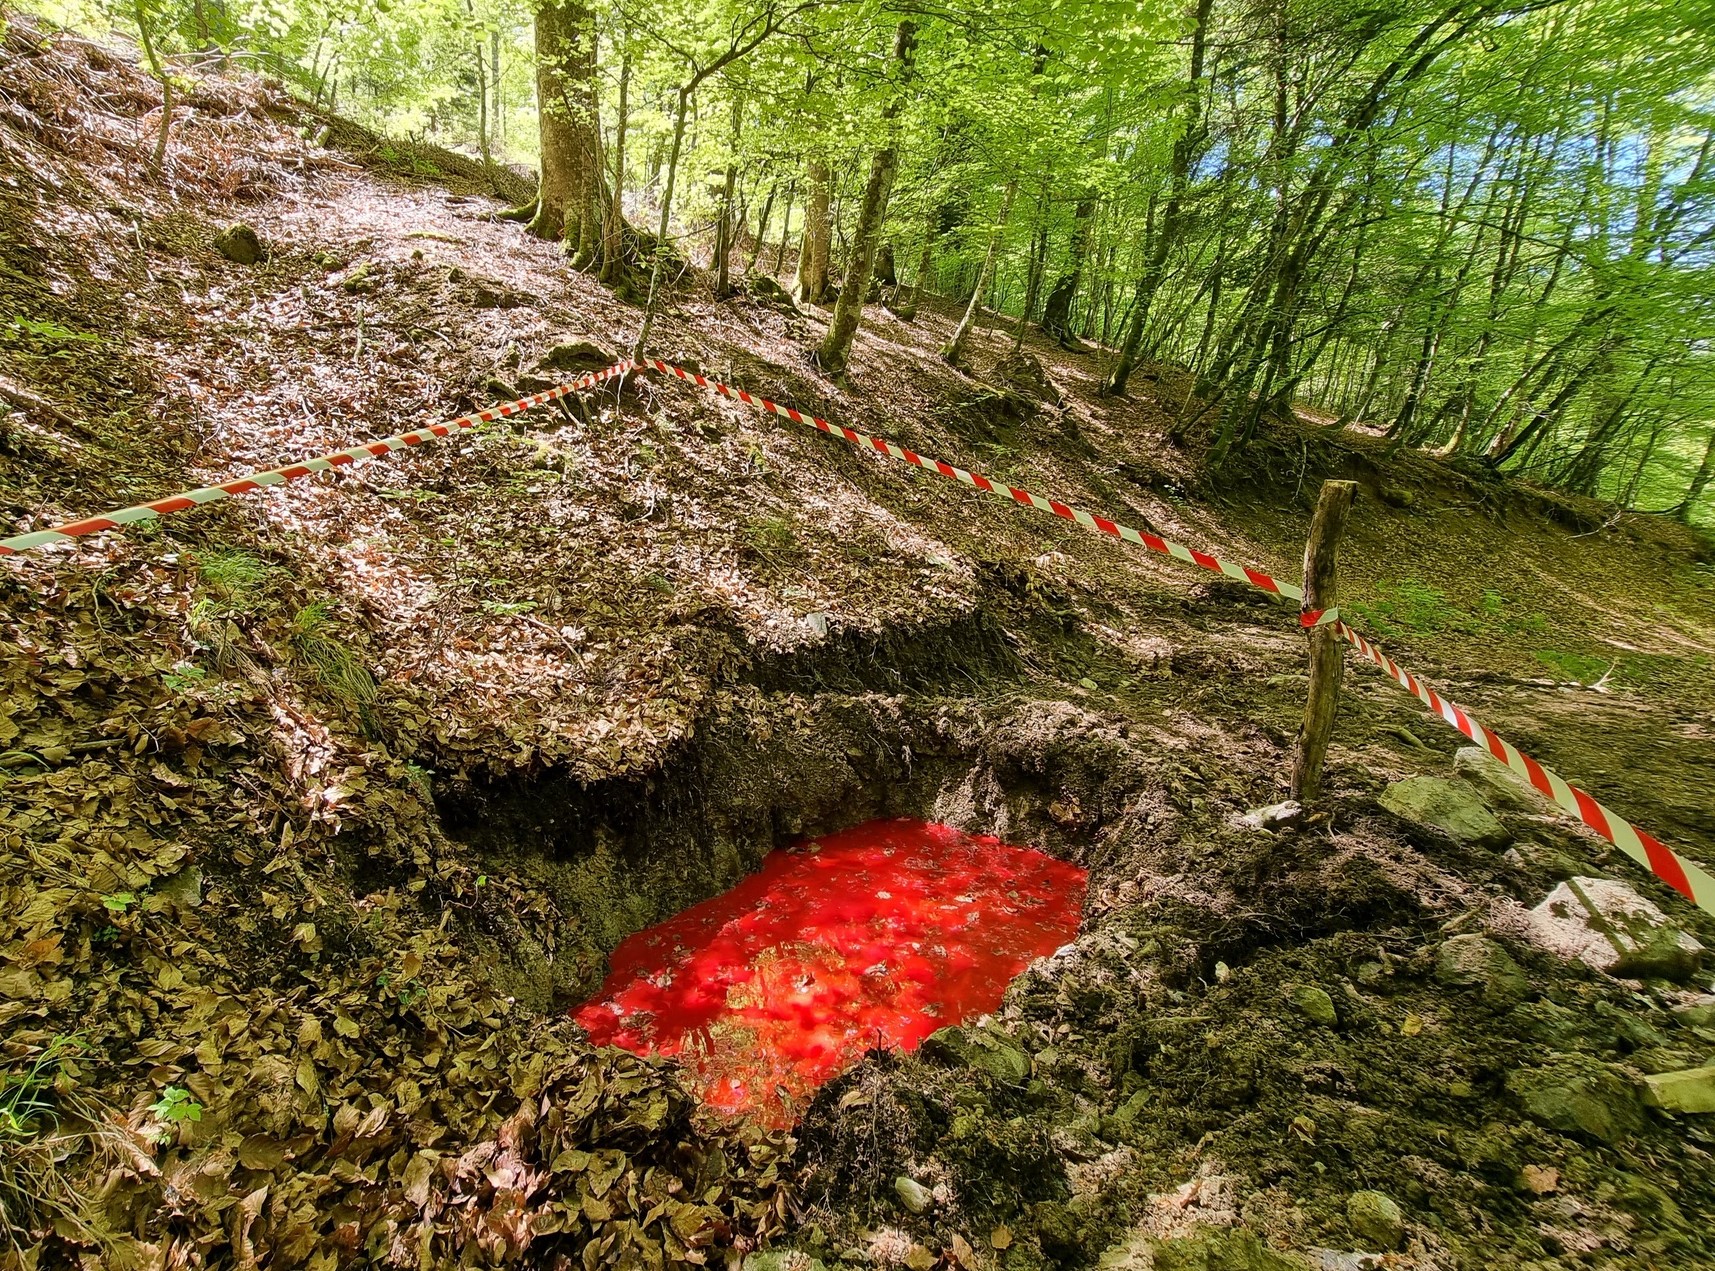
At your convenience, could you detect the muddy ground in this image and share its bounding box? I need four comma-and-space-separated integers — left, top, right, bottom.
4, 16, 1715, 1271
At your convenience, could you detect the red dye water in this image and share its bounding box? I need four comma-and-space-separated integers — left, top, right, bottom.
574, 819, 1087, 1126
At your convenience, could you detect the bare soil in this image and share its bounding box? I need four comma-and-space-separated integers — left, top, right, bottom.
4, 17, 1715, 1271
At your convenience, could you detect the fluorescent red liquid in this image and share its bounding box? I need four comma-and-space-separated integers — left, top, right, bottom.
574, 819, 1087, 1126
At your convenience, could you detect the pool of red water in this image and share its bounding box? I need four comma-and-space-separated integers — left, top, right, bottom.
573, 819, 1087, 1126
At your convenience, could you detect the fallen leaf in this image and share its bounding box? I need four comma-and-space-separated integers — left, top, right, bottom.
1521, 1164, 1559, 1195
1401, 1012, 1423, 1036
990, 1224, 1012, 1251
905, 1244, 935, 1271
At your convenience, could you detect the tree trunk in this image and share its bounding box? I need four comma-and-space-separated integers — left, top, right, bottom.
714, 162, 739, 297
134, 1, 173, 171
1041, 193, 1095, 343
773, 180, 795, 274
817, 21, 916, 377
795, 160, 832, 303
748, 180, 778, 272
1673, 430, 1715, 523
599, 40, 629, 285
633, 87, 690, 358
941, 179, 1018, 367
529, 0, 601, 261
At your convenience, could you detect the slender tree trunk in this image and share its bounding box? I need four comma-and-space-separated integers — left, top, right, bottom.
633, 87, 689, 358
941, 178, 1018, 367
773, 180, 795, 274
1041, 193, 1095, 343
1673, 430, 1715, 523
817, 21, 917, 377
600, 39, 629, 285
134, 1, 173, 171
796, 160, 832, 303
1011, 181, 1050, 355
748, 180, 777, 272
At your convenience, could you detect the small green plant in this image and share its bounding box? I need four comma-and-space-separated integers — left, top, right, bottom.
404, 763, 433, 800
147, 1086, 202, 1140
194, 549, 275, 612
290, 603, 379, 729
480, 599, 538, 616
0, 1036, 84, 1141
162, 661, 207, 693
100, 892, 135, 914
4, 316, 99, 345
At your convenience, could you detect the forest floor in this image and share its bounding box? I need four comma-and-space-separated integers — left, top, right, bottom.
5, 16, 1715, 1271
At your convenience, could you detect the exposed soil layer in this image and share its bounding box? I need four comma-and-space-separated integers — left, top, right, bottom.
4, 18, 1715, 1271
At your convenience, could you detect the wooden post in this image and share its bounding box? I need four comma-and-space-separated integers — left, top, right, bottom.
1291, 479, 1357, 800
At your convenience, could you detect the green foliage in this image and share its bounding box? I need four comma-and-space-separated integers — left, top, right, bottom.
194, 549, 276, 613
1349, 581, 1547, 639
147, 1084, 202, 1138
3, 315, 99, 344
0, 1036, 84, 1142
290, 602, 379, 725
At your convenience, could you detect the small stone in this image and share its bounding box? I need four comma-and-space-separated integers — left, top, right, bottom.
1291, 984, 1339, 1027
1379, 776, 1510, 849
894, 1176, 932, 1214
1613, 928, 1705, 984
1454, 746, 1552, 813
1239, 800, 1304, 832
214, 223, 263, 265
1642, 1065, 1715, 1114
341, 261, 375, 293
1435, 934, 1529, 1007
1079, 677, 1099, 690
1346, 1190, 1405, 1251
1673, 1000, 1715, 1029
1507, 1056, 1645, 1144
1378, 485, 1415, 509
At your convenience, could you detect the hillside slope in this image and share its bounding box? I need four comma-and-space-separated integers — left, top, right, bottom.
4, 18, 1715, 1271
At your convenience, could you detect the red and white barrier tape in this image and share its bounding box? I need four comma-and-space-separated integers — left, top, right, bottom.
0, 363, 634, 555
6, 350, 1707, 917
640, 356, 1715, 918
634, 358, 1304, 602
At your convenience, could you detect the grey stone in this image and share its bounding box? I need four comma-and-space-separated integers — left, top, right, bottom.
1507, 1056, 1645, 1144
893, 1175, 931, 1214
1345, 1191, 1404, 1252
1379, 776, 1511, 848
921, 1025, 1031, 1084
214, 223, 263, 265
1436, 934, 1529, 1007
1240, 800, 1304, 832
1291, 984, 1339, 1027
1454, 746, 1553, 814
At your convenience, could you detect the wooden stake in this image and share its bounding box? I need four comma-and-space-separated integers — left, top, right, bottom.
1291, 479, 1357, 800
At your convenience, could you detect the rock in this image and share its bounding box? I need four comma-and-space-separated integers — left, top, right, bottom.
1527, 877, 1703, 981
748, 274, 799, 311
341, 261, 375, 294
1673, 1000, 1715, 1029
1151, 1228, 1307, 1271
538, 339, 619, 374
214, 223, 263, 265
1435, 934, 1529, 1007
1291, 985, 1339, 1027
1453, 746, 1552, 814
1507, 1056, 1645, 1144
921, 1025, 1031, 1084
1379, 776, 1510, 848
1613, 928, 1705, 984
1345, 1191, 1405, 1252
1378, 485, 1416, 509
469, 281, 524, 309
893, 1176, 931, 1214
1642, 1065, 1715, 1114
1239, 800, 1304, 832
